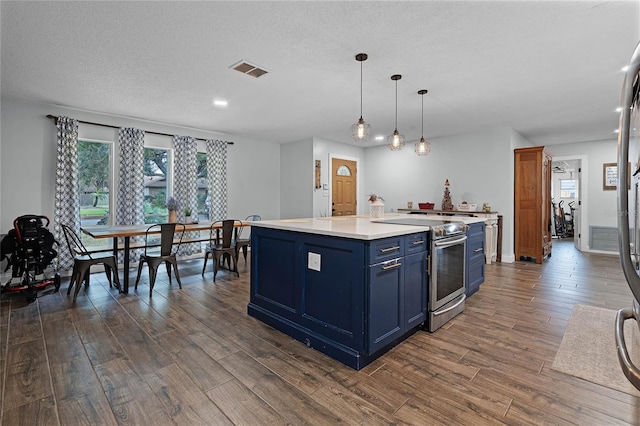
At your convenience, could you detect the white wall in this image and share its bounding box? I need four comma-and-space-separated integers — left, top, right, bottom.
280, 138, 313, 219
364, 127, 520, 260
312, 138, 365, 217
0, 96, 281, 233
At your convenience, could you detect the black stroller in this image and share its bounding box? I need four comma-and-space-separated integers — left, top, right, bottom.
1, 215, 61, 302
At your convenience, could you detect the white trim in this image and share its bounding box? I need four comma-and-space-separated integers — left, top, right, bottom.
553, 154, 588, 251
328, 153, 361, 215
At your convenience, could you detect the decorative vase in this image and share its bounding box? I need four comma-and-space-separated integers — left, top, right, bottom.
168, 210, 177, 223
370, 200, 384, 219
184, 215, 192, 224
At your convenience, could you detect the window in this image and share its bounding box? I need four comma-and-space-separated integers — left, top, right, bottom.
78, 139, 113, 245
560, 179, 577, 198
196, 152, 208, 221
337, 165, 352, 176
144, 147, 171, 224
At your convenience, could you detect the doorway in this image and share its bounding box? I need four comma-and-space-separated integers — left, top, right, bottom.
331, 157, 357, 216
551, 155, 587, 252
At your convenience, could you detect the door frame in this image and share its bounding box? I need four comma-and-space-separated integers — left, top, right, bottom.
553, 154, 588, 252
328, 154, 361, 216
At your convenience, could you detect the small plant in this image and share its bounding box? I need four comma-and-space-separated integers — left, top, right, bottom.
165, 196, 179, 211
368, 194, 384, 203
183, 207, 192, 216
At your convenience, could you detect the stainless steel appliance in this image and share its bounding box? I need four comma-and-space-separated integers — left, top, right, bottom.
616, 41, 640, 391
375, 218, 468, 332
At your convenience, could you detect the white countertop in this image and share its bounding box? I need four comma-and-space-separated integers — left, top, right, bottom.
251, 214, 484, 240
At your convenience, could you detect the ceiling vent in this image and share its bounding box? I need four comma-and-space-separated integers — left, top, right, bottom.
230, 60, 268, 78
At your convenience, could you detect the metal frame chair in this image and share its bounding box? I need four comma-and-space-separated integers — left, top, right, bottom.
61, 224, 121, 302
235, 214, 261, 264
202, 219, 240, 282
134, 222, 185, 296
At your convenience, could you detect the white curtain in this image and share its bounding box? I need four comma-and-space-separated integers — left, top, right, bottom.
53, 116, 80, 270
206, 139, 228, 221
116, 127, 145, 262
173, 135, 199, 255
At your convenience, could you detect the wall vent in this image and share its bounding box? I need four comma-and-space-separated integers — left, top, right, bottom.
230, 60, 268, 78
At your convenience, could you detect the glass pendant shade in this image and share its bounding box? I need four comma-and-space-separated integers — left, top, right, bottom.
415, 89, 430, 156
352, 53, 371, 143
352, 116, 371, 142
388, 129, 405, 150
388, 74, 403, 151
414, 136, 431, 155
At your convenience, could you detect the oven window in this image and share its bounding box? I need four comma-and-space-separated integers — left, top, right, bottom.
436, 243, 465, 301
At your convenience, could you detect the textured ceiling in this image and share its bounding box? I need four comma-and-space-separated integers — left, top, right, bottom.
2, 1, 639, 147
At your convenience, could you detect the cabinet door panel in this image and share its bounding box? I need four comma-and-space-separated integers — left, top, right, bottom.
404, 252, 427, 329
368, 260, 403, 354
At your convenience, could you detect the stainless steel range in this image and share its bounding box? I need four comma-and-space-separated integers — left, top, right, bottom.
376, 218, 468, 332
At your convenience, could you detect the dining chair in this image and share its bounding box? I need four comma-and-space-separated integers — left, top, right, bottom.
134, 222, 185, 296
235, 214, 261, 263
61, 224, 121, 302
202, 219, 240, 282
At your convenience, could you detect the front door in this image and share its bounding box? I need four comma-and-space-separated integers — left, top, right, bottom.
331, 158, 357, 216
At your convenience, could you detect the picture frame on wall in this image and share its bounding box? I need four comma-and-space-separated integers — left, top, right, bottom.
603, 162, 631, 190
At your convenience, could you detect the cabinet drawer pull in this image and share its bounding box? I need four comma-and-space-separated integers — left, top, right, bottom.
380, 245, 400, 253
381, 262, 402, 270
411, 240, 425, 245
474, 248, 484, 253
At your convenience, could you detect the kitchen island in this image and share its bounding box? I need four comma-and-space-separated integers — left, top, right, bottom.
247, 214, 483, 369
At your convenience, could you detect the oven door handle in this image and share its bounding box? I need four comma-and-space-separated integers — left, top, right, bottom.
434, 235, 467, 248
432, 294, 466, 316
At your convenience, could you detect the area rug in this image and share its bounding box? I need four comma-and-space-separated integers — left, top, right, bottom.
552, 304, 640, 396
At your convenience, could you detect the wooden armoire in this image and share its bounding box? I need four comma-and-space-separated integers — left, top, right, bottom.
514, 146, 553, 264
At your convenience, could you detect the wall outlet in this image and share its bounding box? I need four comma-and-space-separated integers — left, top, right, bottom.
308, 252, 321, 271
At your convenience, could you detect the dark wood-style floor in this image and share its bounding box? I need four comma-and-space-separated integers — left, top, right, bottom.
1, 240, 639, 425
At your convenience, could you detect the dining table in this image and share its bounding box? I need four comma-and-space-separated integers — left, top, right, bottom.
81, 221, 245, 294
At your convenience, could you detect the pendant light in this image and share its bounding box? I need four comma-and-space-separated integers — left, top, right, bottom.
351, 53, 371, 142
414, 89, 431, 156
387, 74, 404, 150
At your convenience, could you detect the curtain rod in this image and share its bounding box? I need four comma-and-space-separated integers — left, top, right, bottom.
46, 115, 234, 145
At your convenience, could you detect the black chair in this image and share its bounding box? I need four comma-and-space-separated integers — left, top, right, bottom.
61, 224, 121, 302
134, 222, 185, 296
235, 214, 261, 263
202, 219, 240, 282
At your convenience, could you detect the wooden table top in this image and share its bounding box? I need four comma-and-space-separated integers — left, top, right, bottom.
81, 221, 246, 239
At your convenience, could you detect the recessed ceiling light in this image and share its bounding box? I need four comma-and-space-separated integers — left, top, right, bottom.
614, 129, 620, 133
213, 99, 228, 107
622, 65, 630, 72
616, 107, 623, 113
375, 135, 384, 141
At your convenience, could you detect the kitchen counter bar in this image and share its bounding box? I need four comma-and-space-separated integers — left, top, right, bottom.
250, 214, 484, 240
248, 214, 484, 370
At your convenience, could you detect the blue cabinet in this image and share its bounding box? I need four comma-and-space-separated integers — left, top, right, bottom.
465, 222, 485, 296
249, 227, 428, 370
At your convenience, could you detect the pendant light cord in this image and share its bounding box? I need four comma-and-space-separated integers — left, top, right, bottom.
360, 60, 363, 117
421, 92, 424, 137
394, 79, 398, 130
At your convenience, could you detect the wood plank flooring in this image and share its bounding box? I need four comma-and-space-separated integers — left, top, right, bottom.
2, 240, 640, 425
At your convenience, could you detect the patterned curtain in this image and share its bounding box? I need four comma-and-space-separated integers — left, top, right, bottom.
206, 139, 228, 221
173, 135, 199, 255
53, 116, 80, 270
116, 127, 145, 262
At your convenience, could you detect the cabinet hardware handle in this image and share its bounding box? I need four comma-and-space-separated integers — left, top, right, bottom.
382, 263, 402, 270
427, 254, 431, 275
474, 248, 484, 253
380, 246, 400, 253
412, 241, 424, 245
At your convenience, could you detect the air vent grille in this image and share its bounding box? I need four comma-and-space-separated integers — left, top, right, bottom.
231, 60, 268, 78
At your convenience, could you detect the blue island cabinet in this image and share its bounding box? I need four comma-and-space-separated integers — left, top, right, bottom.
465, 221, 486, 296
248, 226, 428, 370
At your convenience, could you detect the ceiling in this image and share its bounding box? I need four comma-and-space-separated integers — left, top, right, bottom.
2, 1, 639, 147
